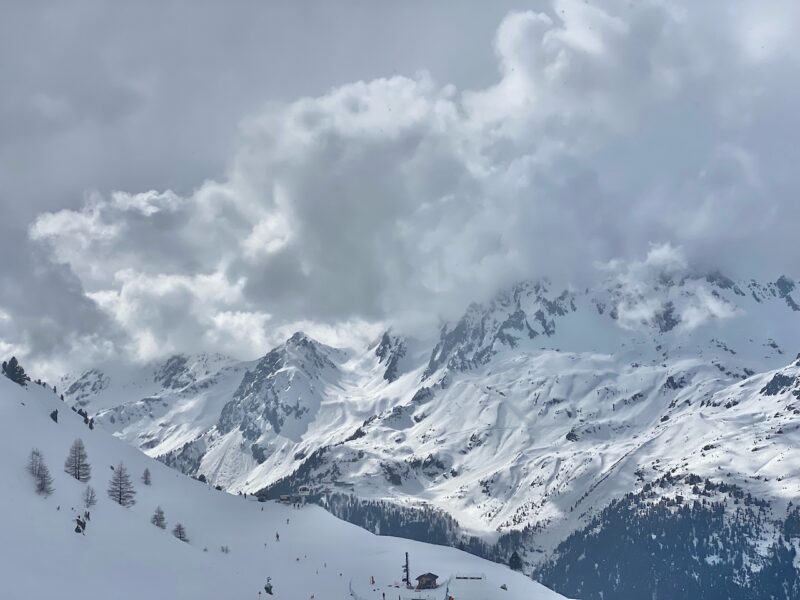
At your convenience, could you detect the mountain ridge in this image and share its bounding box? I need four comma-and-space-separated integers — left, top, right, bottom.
58, 271, 800, 586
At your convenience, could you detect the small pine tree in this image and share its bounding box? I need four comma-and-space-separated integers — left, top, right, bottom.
27, 448, 44, 478
172, 522, 188, 542
107, 462, 136, 507
142, 468, 151, 486
35, 460, 54, 496
509, 550, 523, 571
83, 485, 98, 508
151, 506, 166, 529
64, 438, 91, 482
2, 356, 30, 386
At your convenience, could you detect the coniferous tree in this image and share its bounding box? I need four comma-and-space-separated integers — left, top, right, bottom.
27, 448, 44, 478
107, 462, 136, 507
509, 550, 523, 571
35, 459, 54, 496
151, 506, 166, 529
2, 356, 30, 386
142, 468, 151, 486
172, 522, 188, 542
83, 485, 98, 508
64, 438, 91, 482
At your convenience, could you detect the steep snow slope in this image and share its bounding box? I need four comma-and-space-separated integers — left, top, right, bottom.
0, 377, 565, 600
60, 273, 800, 565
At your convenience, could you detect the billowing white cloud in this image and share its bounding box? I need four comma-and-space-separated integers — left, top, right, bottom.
20, 0, 800, 370
601, 243, 740, 332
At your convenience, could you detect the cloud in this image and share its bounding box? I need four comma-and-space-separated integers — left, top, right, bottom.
679, 286, 740, 331
11, 0, 800, 373
0, 226, 123, 379
601, 243, 740, 332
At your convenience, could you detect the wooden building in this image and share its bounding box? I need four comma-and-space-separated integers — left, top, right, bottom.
415, 573, 439, 590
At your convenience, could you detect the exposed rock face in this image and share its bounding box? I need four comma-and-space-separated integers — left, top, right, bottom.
374, 332, 407, 382
64, 369, 110, 406
775, 275, 800, 311
760, 372, 798, 397
153, 355, 192, 389
218, 332, 340, 440
424, 281, 575, 378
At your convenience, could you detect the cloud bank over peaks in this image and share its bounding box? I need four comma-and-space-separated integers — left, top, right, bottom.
23, 1, 800, 372
597, 243, 741, 333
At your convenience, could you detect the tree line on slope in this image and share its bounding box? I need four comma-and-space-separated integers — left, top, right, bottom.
532, 475, 800, 600
26, 437, 193, 544
256, 446, 525, 569
259, 444, 800, 599
10, 355, 232, 554
27, 440, 148, 503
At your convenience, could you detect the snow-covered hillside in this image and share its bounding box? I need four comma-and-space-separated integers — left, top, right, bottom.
58, 271, 800, 588
0, 376, 565, 600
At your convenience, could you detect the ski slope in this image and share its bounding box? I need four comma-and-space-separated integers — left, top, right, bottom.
0, 376, 565, 600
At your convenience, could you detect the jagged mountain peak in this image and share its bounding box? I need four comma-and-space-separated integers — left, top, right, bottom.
286, 330, 314, 346
373, 330, 408, 382
281, 331, 347, 363
216, 332, 343, 443
423, 279, 577, 379
151, 352, 239, 390
422, 271, 800, 381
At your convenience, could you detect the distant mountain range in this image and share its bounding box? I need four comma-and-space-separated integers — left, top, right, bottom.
61, 270, 800, 599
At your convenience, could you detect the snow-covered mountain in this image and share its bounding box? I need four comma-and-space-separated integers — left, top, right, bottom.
59, 271, 800, 598
0, 374, 564, 599
61, 352, 251, 458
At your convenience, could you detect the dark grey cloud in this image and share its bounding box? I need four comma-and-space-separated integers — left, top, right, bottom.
0, 0, 529, 218
0, 226, 123, 374
3, 0, 800, 374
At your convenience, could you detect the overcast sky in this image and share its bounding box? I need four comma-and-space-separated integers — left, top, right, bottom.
2, 0, 800, 376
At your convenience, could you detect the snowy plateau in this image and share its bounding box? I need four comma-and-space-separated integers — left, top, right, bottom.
20, 270, 800, 598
